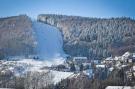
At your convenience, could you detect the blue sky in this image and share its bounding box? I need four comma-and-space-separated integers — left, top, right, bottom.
0, 0, 135, 18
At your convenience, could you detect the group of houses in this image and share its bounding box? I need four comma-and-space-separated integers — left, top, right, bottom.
60, 52, 135, 79
101, 52, 135, 67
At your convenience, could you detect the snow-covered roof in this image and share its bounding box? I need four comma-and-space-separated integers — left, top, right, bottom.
105, 86, 135, 89
122, 52, 130, 57
73, 57, 87, 60
109, 67, 114, 71
96, 64, 105, 68
114, 56, 120, 61
121, 65, 128, 68
105, 57, 113, 61
82, 63, 91, 66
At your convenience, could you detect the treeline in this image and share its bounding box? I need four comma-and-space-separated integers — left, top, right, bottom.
38, 14, 135, 60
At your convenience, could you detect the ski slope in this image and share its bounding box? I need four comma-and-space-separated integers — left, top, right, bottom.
51, 70, 74, 84
32, 21, 66, 60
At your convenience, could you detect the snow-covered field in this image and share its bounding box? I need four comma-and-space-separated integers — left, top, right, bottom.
0, 59, 74, 84
51, 70, 74, 84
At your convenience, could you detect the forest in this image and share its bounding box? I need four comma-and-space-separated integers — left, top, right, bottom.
38, 14, 135, 60
0, 15, 36, 59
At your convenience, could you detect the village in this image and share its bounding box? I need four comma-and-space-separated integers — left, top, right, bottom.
45, 52, 135, 82
0, 52, 135, 89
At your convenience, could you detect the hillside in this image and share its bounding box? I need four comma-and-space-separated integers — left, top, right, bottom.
0, 15, 36, 59
38, 14, 135, 60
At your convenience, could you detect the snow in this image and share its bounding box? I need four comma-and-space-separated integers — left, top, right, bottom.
14, 59, 65, 72
122, 52, 130, 58
109, 67, 114, 71
0, 59, 75, 84
73, 57, 87, 60
121, 65, 127, 68
32, 21, 67, 60
105, 57, 113, 61
0, 21, 67, 77
96, 64, 106, 68
105, 86, 135, 89
51, 70, 74, 84
0, 21, 78, 85
2, 58, 66, 78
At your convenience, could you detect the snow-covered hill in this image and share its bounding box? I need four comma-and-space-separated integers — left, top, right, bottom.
32, 21, 67, 60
